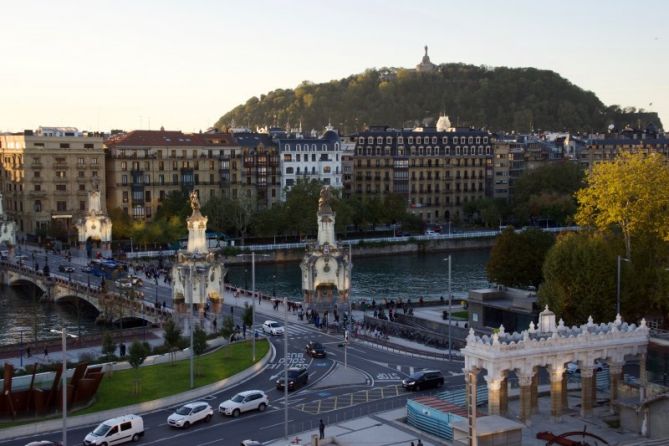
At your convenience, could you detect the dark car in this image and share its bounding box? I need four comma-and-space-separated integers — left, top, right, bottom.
402, 370, 444, 391
276, 367, 308, 391
305, 341, 326, 358
58, 265, 75, 273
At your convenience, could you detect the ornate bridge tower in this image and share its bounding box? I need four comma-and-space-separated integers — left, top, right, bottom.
75, 189, 112, 256
0, 193, 17, 252
300, 186, 352, 313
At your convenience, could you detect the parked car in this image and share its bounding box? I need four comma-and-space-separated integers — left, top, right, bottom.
115, 276, 143, 289
167, 402, 213, 428
567, 360, 604, 375
402, 370, 444, 391
305, 341, 326, 358
84, 414, 144, 445
276, 367, 309, 391
240, 441, 263, 446
25, 441, 62, 446
263, 320, 285, 336
58, 264, 75, 273
219, 390, 269, 417
424, 229, 437, 236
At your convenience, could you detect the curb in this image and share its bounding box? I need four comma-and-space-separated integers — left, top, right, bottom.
0, 341, 274, 441
356, 339, 464, 362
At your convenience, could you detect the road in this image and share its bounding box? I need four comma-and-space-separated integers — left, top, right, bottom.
5, 300, 466, 446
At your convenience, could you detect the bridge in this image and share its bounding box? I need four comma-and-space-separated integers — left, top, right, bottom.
0, 261, 171, 326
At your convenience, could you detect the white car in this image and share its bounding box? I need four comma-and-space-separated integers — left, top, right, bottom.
262, 320, 284, 336
167, 402, 213, 428
219, 390, 269, 417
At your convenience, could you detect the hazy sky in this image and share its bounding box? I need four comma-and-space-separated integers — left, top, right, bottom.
1, 0, 667, 133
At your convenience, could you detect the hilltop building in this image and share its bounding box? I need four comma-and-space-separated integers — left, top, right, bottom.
0, 127, 105, 239
416, 45, 437, 73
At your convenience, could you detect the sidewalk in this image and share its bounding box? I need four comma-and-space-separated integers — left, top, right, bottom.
264, 408, 441, 446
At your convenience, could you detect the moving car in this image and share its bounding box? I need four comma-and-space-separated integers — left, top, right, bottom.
25, 441, 62, 446
219, 390, 269, 417
58, 264, 75, 273
167, 402, 213, 428
115, 276, 143, 289
567, 360, 605, 375
402, 370, 444, 391
263, 320, 285, 336
240, 441, 263, 446
305, 341, 326, 358
84, 414, 144, 445
276, 367, 308, 391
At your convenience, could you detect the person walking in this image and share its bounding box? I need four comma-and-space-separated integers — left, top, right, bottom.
43, 345, 48, 360
319, 419, 325, 440
416, 440, 423, 446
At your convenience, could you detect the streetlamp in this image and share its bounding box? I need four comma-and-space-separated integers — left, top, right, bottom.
237, 252, 263, 361
50, 327, 78, 446
283, 291, 289, 439
617, 255, 630, 317
272, 274, 276, 299
444, 255, 453, 359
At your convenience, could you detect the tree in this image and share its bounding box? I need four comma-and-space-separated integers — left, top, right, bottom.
192, 325, 208, 377
109, 207, 133, 240
283, 179, 321, 237
155, 190, 190, 221
220, 315, 236, 343
576, 152, 669, 259
101, 332, 117, 360
486, 227, 554, 288
234, 190, 257, 245
128, 341, 149, 395
242, 302, 253, 329
163, 319, 182, 364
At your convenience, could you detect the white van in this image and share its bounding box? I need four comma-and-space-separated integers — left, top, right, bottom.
84, 414, 144, 446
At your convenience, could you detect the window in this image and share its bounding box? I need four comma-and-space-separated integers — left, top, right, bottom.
323, 166, 331, 173
34, 200, 41, 212
122, 175, 128, 185
56, 201, 66, 211
286, 167, 294, 174
56, 171, 66, 178
79, 184, 85, 191
92, 157, 98, 164
120, 422, 132, 432
121, 161, 127, 171
408, 136, 414, 144
398, 136, 404, 144
78, 171, 85, 178
77, 157, 85, 165
145, 191, 151, 202
80, 201, 86, 211
60, 143, 70, 149
416, 137, 422, 144
34, 184, 41, 191
56, 184, 66, 191
283, 154, 292, 162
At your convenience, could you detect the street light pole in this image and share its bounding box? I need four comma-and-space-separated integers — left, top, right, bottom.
617, 255, 630, 317
445, 254, 453, 359
283, 292, 288, 439
189, 266, 194, 389
51, 327, 77, 446
252, 251, 256, 362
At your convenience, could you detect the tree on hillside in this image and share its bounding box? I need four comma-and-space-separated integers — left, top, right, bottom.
575, 152, 669, 259
486, 227, 555, 288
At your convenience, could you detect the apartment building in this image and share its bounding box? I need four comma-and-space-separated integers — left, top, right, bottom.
352, 125, 495, 223
104, 129, 238, 219
579, 125, 669, 170
0, 127, 105, 237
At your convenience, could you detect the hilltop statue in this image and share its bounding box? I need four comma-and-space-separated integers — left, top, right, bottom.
189, 190, 201, 212
318, 186, 332, 213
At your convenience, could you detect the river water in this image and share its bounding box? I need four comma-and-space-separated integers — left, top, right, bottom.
0, 249, 490, 345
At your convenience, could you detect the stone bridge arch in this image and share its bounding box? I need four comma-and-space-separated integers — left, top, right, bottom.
7, 276, 47, 295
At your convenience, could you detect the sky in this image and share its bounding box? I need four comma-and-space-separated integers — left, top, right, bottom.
1, 0, 667, 133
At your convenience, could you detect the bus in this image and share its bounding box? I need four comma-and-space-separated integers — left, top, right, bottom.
89, 259, 125, 280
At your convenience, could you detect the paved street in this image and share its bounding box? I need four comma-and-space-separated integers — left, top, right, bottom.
2, 270, 465, 445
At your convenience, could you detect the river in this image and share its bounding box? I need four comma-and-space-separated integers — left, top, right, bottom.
0, 249, 490, 345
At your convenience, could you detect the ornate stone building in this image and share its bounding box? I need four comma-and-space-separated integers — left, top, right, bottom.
0, 193, 17, 248
75, 190, 112, 255
300, 186, 352, 312
0, 127, 105, 238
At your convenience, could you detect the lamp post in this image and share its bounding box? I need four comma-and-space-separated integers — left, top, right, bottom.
251, 251, 256, 362
444, 255, 453, 359
283, 291, 289, 439
617, 255, 630, 317
189, 266, 194, 388
51, 327, 77, 446
272, 274, 276, 299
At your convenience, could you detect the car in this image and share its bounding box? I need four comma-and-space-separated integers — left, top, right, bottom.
115, 276, 143, 289
276, 367, 308, 391
25, 441, 62, 446
84, 414, 144, 445
567, 360, 605, 375
167, 401, 213, 428
305, 341, 326, 358
240, 441, 263, 446
58, 264, 75, 273
127, 275, 144, 287
219, 390, 269, 417
263, 320, 285, 336
82, 265, 94, 273
402, 370, 444, 391
424, 229, 437, 236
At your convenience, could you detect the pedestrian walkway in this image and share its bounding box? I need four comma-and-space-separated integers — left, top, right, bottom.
264, 408, 440, 446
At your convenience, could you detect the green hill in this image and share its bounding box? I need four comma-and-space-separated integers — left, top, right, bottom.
214, 64, 661, 133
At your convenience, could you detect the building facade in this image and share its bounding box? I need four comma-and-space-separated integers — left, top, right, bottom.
277, 127, 343, 199
230, 131, 281, 208
0, 127, 105, 237
104, 130, 238, 220
579, 126, 669, 170
352, 126, 495, 223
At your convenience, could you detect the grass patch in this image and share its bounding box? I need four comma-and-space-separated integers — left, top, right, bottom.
451, 310, 469, 319
77, 339, 269, 415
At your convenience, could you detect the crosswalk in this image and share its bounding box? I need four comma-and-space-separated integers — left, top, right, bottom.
256, 323, 318, 339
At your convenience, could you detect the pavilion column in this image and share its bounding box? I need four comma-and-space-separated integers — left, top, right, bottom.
531, 370, 539, 414
519, 373, 533, 425
466, 368, 480, 446
486, 376, 502, 416
550, 366, 565, 422
639, 352, 647, 401
592, 366, 598, 407
562, 372, 569, 410
580, 366, 594, 417
499, 374, 509, 416
609, 362, 624, 413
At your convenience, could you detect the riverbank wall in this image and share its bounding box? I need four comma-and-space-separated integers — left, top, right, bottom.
223, 237, 495, 265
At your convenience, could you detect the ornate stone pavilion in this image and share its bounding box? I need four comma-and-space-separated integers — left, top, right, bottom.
462, 306, 650, 427
171, 191, 225, 329
300, 186, 352, 312
75, 189, 112, 254
0, 193, 17, 250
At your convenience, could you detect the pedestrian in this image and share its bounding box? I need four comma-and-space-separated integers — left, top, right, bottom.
319, 419, 325, 440
43, 346, 48, 360
230, 306, 234, 316
213, 318, 218, 331
416, 440, 423, 446
411, 442, 415, 446
26, 346, 31, 358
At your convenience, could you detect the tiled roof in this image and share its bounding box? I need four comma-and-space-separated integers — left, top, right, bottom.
105, 130, 236, 147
